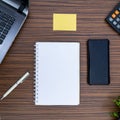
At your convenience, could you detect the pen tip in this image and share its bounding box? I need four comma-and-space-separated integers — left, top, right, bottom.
0, 97, 3, 101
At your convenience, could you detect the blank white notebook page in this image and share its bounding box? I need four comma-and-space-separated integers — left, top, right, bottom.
35, 42, 80, 105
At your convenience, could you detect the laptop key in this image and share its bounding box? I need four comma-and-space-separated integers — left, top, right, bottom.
6, 25, 11, 30
1, 34, 6, 39
9, 16, 15, 21
0, 39, 3, 44
0, 27, 3, 32
0, 22, 6, 27
3, 30, 8, 35
8, 20, 14, 25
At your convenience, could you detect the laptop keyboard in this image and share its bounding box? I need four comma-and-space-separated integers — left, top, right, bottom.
0, 10, 15, 44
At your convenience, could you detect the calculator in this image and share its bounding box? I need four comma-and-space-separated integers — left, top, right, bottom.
106, 2, 120, 34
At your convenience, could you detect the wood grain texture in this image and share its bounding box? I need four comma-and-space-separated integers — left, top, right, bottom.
0, 0, 120, 120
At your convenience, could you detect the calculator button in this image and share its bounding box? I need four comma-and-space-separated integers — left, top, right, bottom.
116, 17, 120, 22
112, 13, 116, 18
113, 21, 117, 25
115, 10, 119, 15
117, 24, 120, 29
109, 17, 113, 22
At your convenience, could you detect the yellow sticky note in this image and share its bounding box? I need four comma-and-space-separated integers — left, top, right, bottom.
53, 14, 77, 31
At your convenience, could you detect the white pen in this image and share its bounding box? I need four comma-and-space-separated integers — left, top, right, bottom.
1, 72, 30, 100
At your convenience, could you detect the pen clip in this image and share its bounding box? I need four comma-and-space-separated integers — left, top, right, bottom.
19, 72, 30, 84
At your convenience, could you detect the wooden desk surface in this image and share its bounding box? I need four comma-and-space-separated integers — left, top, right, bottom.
0, 0, 120, 120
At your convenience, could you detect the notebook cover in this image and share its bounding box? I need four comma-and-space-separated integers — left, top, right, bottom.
34, 42, 80, 105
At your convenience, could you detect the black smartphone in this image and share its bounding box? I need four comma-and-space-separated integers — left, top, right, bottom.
87, 39, 110, 85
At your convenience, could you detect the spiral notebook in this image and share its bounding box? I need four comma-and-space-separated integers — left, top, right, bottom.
34, 42, 80, 105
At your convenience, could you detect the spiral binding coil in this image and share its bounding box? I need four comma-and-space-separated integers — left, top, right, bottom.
34, 43, 39, 104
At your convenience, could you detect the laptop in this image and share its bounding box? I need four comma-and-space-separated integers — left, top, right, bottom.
0, 0, 29, 63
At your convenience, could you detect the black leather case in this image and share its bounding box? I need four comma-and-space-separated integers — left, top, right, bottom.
87, 39, 110, 85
